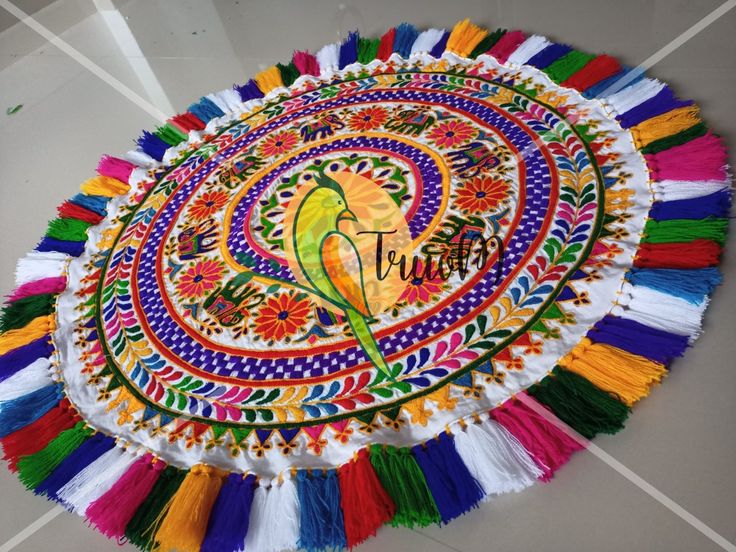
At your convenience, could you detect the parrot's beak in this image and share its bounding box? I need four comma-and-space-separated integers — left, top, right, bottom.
338, 209, 357, 223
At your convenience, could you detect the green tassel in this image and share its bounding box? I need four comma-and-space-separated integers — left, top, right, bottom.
16, 422, 93, 490
642, 218, 728, 245
277, 62, 300, 87
528, 367, 630, 439
45, 218, 92, 242
125, 466, 186, 551
369, 444, 440, 528
544, 50, 596, 83
154, 123, 188, 146
0, 293, 55, 333
640, 122, 708, 154
469, 28, 506, 58
358, 38, 380, 64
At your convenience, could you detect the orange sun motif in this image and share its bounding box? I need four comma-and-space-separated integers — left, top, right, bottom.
455, 176, 511, 214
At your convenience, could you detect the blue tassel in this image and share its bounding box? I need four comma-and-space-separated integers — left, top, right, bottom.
430, 30, 450, 58
411, 432, 483, 524
0, 337, 52, 382
36, 237, 85, 257
69, 193, 109, 217
527, 43, 572, 69
34, 433, 115, 499
627, 268, 722, 304
650, 190, 731, 221
583, 66, 645, 98
339, 31, 359, 69
135, 131, 168, 161
0, 384, 62, 438
588, 316, 688, 365
297, 470, 347, 552
618, 85, 693, 128
201, 473, 256, 552
187, 97, 225, 124
233, 79, 264, 102
393, 23, 419, 58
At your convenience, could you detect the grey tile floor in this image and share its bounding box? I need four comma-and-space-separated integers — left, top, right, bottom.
0, 1, 734, 551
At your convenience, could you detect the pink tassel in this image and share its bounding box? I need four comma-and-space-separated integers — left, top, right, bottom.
96, 155, 136, 183
293, 50, 319, 76
491, 394, 584, 482
8, 276, 67, 302
488, 30, 526, 64
85, 454, 165, 539
645, 133, 728, 182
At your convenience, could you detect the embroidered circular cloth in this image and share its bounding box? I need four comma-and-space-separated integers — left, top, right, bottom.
0, 20, 730, 552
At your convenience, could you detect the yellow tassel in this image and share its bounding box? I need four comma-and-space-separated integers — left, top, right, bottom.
558, 338, 666, 406
254, 66, 284, 95
631, 106, 701, 149
80, 175, 130, 198
0, 315, 53, 356
154, 465, 225, 552
446, 19, 489, 57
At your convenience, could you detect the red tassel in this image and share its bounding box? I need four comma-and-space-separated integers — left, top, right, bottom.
1, 398, 79, 471
491, 394, 583, 482
634, 240, 723, 269
562, 54, 622, 91
293, 50, 320, 76
338, 449, 396, 548
170, 112, 206, 132
57, 201, 105, 225
488, 30, 526, 63
377, 28, 396, 61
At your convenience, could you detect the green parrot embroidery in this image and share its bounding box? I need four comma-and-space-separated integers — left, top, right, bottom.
291, 172, 391, 376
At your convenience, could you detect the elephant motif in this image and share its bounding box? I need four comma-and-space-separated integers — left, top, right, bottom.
202, 273, 265, 328
218, 155, 265, 189
177, 219, 218, 260
300, 114, 345, 142
384, 109, 436, 136
447, 141, 500, 178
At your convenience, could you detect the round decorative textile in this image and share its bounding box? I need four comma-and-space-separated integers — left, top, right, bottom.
0, 20, 730, 552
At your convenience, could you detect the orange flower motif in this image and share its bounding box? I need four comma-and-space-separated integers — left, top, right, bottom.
455, 176, 510, 214
176, 259, 224, 298
259, 130, 299, 157
253, 292, 311, 341
347, 106, 389, 131
427, 119, 477, 148
188, 190, 228, 220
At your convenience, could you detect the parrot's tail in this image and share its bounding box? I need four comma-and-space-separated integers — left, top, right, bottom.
346, 309, 392, 378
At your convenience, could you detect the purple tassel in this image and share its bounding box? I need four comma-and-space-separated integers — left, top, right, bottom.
0, 337, 53, 382
650, 190, 731, 221
36, 237, 85, 257
135, 131, 168, 161
234, 79, 264, 102
617, 86, 694, 128
588, 315, 688, 365
34, 433, 114, 498
0, 384, 62, 438
201, 473, 256, 552
339, 31, 359, 68
411, 432, 483, 524
527, 43, 572, 69
429, 30, 450, 58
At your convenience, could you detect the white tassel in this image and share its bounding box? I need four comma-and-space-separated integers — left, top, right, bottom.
653, 179, 730, 202
205, 92, 230, 114
614, 283, 708, 341
0, 358, 53, 401
216, 89, 244, 112
316, 43, 340, 75
454, 419, 543, 499
245, 474, 299, 552
124, 149, 158, 168
410, 28, 445, 55
57, 446, 138, 513
15, 251, 68, 287
506, 35, 550, 65
605, 78, 664, 113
